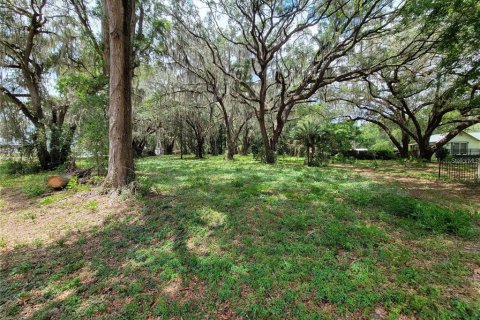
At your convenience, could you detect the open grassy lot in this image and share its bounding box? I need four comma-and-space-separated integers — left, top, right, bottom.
1, 156, 479, 319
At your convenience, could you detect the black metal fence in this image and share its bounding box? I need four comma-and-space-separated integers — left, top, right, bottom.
438, 158, 480, 181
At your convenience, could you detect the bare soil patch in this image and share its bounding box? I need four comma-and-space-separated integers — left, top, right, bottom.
0, 189, 133, 248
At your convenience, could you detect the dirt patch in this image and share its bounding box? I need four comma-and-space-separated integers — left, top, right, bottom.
474, 268, 480, 286
0, 189, 133, 249
0, 188, 35, 212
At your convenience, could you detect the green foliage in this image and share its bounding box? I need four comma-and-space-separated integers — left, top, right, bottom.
1, 157, 479, 319
435, 147, 450, 161
251, 137, 276, 163
67, 176, 79, 191
22, 183, 46, 198
39, 196, 55, 206
58, 73, 108, 174
347, 189, 478, 237
84, 200, 98, 211
372, 148, 397, 160
331, 153, 356, 164
317, 122, 359, 155
404, 0, 480, 63
356, 123, 393, 150
292, 120, 322, 148
4, 160, 40, 175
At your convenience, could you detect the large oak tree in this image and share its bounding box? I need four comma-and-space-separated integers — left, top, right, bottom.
0, 0, 78, 169
171, 0, 421, 163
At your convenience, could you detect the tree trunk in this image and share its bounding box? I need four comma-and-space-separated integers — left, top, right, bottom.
418, 148, 434, 161
258, 114, 275, 164
310, 144, 316, 166
225, 128, 235, 161
164, 139, 174, 155
417, 139, 434, 161
399, 131, 410, 158
101, 0, 110, 77
226, 143, 235, 160
105, 0, 135, 188
196, 136, 204, 158
34, 128, 52, 170
220, 105, 235, 161
241, 126, 250, 155
132, 138, 146, 158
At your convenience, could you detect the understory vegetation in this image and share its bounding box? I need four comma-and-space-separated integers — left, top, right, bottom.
1, 156, 479, 319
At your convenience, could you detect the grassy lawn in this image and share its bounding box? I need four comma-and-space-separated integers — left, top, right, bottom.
1, 156, 479, 319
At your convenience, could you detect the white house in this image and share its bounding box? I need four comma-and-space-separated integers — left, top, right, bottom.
410, 131, 480, 156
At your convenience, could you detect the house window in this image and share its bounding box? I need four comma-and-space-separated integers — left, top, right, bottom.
451, 142, 468, 155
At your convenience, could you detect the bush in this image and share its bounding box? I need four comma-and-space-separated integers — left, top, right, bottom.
251, 139, 277, 163
435, 147, 449, 161
4, 160, 41, 174
342, 149, 397, 160
342, 150, 376, 160
251, 139, 262, 160
374, 149, 397, 160
22, 183, 47, 197
331, 153, 355, 164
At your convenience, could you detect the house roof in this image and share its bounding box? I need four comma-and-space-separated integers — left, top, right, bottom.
466, 132, 480, 141
410, 131, 480, 145
429, 134, 445, 143
429, 132, 480, 143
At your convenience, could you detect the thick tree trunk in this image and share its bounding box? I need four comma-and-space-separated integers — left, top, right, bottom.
195, 136, 204, 159
105, 0, 135, 188
399, 132, 410, 158
132, 138, 146, 158
33, 124, 74, 170
164, 139, 174, 155
399, 147, 409, 159
34, 129, 52, 170
417, 139, 434, 161
226, 143, 235, 160
418, 148, 434, 161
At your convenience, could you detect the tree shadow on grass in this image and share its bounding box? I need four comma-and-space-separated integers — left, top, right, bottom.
1, 158, 479, 319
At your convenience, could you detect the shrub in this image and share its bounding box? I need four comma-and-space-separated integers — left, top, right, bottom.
331, 153, 355, 164
342, 150, 376, 160
4, 160, 41, 174
251, 139, 277, 163
23, 183, 47, 197
374, 149, 397, 160
435, 147, 449, 161
342, 149, 397, 160
67, 176, 79, 191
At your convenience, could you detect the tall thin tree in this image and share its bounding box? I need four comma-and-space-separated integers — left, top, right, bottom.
105, 0, 135, 188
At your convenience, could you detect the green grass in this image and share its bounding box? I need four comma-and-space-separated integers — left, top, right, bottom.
1, 155, 479, 319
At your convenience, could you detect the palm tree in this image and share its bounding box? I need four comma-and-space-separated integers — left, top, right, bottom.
292, 120, 322, 166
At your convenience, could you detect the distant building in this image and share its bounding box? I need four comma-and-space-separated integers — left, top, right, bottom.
409, 131, 480, 156
0, 138, 22, 155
